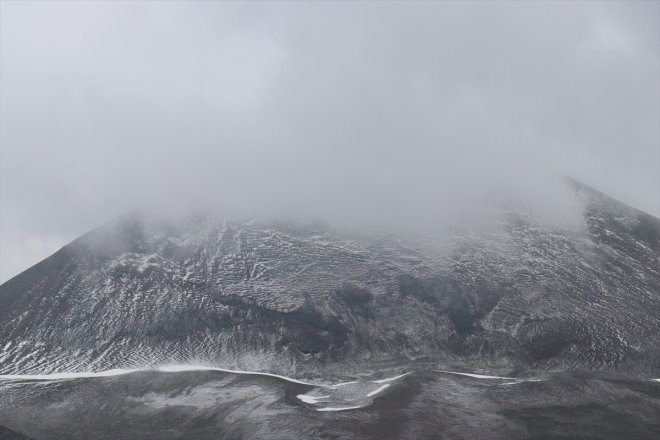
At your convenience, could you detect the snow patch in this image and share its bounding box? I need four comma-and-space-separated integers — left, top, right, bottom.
330, 381, 358, 388
316, 406, 364, 412
297, 394, 330, 404
372, 373, 410, 383
435, 370, 516, 380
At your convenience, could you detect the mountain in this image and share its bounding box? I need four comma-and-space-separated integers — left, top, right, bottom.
1, 180, 660, 439
1, 179, 659, 379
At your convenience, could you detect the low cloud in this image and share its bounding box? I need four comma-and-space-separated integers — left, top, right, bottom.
1, 1, 658, 281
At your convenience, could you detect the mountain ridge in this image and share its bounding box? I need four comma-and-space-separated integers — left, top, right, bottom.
1, 180, 659, 378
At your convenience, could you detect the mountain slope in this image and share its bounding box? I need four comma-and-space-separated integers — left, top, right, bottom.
0, 181, 659, 377
2, 368, 660, 440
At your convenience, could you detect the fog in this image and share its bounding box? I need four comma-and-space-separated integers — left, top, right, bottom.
1, 1, 658, 282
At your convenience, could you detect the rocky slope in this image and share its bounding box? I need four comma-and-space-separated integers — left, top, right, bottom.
0, 180, 658, 378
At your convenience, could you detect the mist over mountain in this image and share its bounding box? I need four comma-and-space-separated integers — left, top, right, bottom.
1, 1, 659, 438
1, 179, 658, 377
1, 0, 658, 283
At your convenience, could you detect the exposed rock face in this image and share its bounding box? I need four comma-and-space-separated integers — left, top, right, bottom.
0, 180, 658, 377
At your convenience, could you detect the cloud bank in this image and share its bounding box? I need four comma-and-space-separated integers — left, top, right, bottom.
1, 1, 658, 281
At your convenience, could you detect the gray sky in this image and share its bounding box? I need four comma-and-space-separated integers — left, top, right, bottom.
1, 0, 659, 283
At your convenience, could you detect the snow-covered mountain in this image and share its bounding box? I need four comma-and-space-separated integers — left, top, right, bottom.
1, 179, 659, 378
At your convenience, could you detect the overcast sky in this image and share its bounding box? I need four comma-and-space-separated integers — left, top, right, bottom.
1, 0, 659, 283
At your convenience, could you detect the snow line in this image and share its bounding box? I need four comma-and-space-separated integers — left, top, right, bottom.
0, 368, 143, 380
0, 365, 319, 386
434, 370, 516, 380
372, 372, 410, 383
316, 405, 364, 412
366, 383, 390, 397
0, 365, 410, 388
157, 364, 317, 386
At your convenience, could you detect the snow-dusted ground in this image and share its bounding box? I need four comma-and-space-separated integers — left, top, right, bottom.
433, 369, 544, 386
294, 372, 409, 411
0, 368, 142, 381
0, 364, 413, 412
2, 367, 659, 439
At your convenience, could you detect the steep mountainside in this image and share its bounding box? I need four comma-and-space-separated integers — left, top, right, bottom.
1, 181, 659, 377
